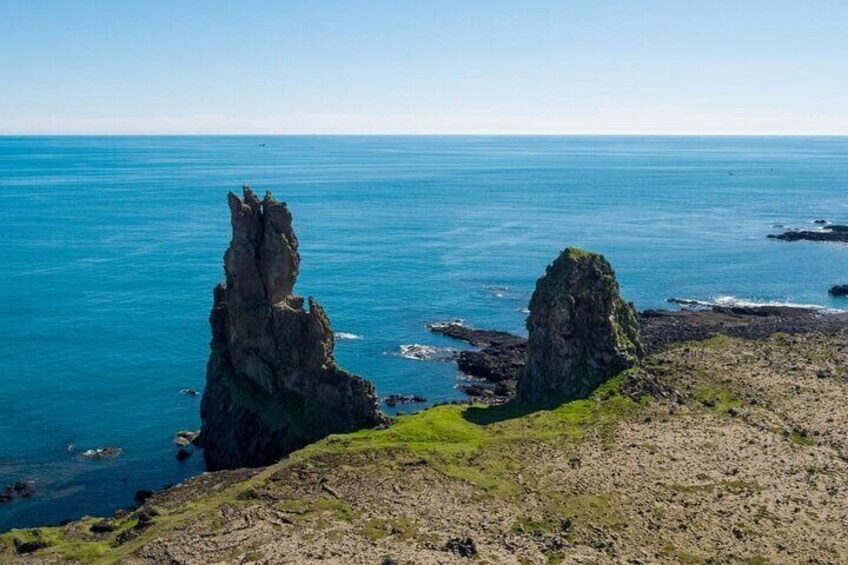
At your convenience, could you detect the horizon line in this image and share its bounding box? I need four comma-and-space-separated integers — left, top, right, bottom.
2, 132, 847, 137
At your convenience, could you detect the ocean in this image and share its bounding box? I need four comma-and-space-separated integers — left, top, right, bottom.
1, 135, 847, 531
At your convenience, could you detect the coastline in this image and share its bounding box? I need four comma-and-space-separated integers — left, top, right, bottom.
4, 319, 848, 562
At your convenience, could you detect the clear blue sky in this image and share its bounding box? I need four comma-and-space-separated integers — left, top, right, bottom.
1, 0, 846, 134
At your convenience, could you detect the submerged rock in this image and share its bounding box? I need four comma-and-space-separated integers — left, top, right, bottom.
382, 394, 427, 407
1, 480, 35, 503
517, 248, 642, 404
201, 187, 383, 471
79, 447, 122, 460
173, 430, 201, 448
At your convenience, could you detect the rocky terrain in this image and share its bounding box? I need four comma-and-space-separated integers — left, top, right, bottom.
200, 188, 383, 470
4, 327, 848, 563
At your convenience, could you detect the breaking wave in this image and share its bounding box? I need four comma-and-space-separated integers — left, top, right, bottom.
426, 319, 467, 331
668, 295, 844, 313
334, 332, 363, 340
395, 344, 459, 362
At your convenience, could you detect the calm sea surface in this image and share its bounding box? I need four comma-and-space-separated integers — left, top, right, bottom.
1, 136, 847, 530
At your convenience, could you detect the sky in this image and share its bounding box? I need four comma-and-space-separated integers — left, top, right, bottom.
0, 0, 846, 135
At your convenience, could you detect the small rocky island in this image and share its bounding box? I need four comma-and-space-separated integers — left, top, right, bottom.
200, 188, 383, 470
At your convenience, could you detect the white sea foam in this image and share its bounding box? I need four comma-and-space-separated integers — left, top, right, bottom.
426, 319, 467, 331
396, 344, 459, 362
669, 295, 845, 314
334, 332, 363, 340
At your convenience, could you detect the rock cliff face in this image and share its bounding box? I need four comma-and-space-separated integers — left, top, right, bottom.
517, 248, 642, 404
201, 187, 382, 471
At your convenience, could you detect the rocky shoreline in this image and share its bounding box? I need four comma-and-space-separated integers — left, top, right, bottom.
430, 304, 848, 404
7, 327, 848, 563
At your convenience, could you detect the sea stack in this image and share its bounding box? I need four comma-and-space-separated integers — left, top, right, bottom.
517, 248, 642, 404
201, 187, 382, 470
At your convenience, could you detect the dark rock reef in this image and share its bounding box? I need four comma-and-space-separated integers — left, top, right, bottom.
640, 305, 848, 351
768, 224, 848, 243
517, 248, 642, 404
428, 322, 526, 383
201, 187, 383, 471
382, 394, 427, 408
829, 285, 848, 297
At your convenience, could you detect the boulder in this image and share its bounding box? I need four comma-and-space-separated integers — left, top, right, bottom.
201, 187, 383, 470
517, 248, 642, 404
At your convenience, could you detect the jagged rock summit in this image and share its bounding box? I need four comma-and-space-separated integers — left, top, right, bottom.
517, 247, 642, 404
201, 187, 383, 471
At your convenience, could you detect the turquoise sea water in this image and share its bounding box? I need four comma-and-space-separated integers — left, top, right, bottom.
1, 136, 847, 530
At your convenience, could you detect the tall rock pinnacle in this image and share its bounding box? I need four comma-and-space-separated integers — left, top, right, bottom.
201, 187, 383, 470
517, 248, 642, 404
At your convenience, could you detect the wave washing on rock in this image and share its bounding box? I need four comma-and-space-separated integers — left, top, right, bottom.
668, 295, 845, 313
768, 223, 848, 243
426, 319, 467, 331
395, 344, 460, 362
200, 187, 384, 471
334, 332, 363, 340
77, 447, 123, 460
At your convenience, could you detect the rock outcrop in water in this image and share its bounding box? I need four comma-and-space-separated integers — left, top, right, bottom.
829, 285, 848, 297
517, 248, 642, 404
768, 224, 848, 243
201, 187, 383, 471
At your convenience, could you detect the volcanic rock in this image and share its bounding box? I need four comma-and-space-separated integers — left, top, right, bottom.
829, 285, 848, 297
768, 224, 848, 243
383, 394, 427, 407
428, 322, 527, 384
517, 248, 642, 403
200, 187, 383, 470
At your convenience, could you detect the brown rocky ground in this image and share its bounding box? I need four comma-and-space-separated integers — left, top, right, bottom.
3, 330, 848, 564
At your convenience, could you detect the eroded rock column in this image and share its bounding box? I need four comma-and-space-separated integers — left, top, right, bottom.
517, 247, 642, 404
201, 187, 382, 470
